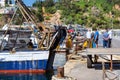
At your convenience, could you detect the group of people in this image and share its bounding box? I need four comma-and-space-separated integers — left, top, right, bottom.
86, 28, 99, 48
86, 28, 112, 48
55, 26, 113, 51
86, 28, 112, 62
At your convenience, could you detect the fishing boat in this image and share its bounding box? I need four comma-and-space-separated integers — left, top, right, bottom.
0, 29, 50, 73
0, 19, 67, 74
0, 0, 67, 74
0, 26, 66, 74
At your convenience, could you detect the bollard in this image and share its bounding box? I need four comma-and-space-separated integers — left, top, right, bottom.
52, 66, 76, 80
57, 66, 64, 78
66, 48, 69, 61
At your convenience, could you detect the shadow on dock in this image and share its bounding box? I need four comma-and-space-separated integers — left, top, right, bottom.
93, 61, 120, 70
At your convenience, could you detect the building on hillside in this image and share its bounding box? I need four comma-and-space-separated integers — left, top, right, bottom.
0, 0, 14, 7
0, 0, 15, 14
0, 0, 5, 7
0, 6, 15, 14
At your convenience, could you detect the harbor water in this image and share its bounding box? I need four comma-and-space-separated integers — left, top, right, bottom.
0, 53, 66, 80
0, 73, 52, 80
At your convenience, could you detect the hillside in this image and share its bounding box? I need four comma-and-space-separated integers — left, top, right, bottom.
1, 0, 120, 29
36, 0, 120, 29
58, 0, 120, 29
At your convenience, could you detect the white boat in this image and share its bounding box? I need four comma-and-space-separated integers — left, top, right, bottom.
0, 30, 49, 73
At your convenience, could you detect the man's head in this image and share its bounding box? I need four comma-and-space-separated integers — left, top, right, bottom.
30, 39, 32, 42
105, 28, 108, 32
89, 29, 91, 32
94, 28, 97, 31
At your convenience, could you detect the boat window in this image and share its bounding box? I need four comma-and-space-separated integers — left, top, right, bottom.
19, 40, 26, 44
10, 39, 16, 43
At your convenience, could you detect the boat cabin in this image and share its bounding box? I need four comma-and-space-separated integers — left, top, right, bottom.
0, 30, 38, 51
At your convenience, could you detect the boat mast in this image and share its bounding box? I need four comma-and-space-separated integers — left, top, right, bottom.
14, 0, 51, 49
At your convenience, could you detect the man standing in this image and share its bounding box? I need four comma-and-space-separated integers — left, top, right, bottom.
94, 28, 99, 48
86, 29, 92, 48
103, 28, 109, 48
108, 28, 112, 48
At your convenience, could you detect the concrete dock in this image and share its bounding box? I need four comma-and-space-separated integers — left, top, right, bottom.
64, 54, 103, 80
64, 54, 120, 80
63, 38, 120, 80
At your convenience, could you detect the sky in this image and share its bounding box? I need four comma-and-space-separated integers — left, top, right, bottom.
23, 0, 35, 6
11, 0, 57, 7
23, 0, 57, 6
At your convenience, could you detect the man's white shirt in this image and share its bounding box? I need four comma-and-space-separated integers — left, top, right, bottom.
86, 31, 91, 39
108, 30, 112, 39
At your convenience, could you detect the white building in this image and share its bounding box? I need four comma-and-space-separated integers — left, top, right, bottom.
0, 0, 15, 14
0, 0, 5, 7
0, 0, 14, 7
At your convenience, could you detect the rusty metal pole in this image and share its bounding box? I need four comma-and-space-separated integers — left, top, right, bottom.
110, 55, 113, 71
66, 48, 69, 61
75, 40, 78, 54
102, 62, 105, 80
57, 66, 64, 78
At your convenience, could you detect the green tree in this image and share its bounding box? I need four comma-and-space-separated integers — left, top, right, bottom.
32, 1, 44, 22
31, 0, 120, 29
44, 0, 54, 7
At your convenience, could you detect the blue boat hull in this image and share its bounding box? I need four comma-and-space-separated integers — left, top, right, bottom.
0, 60, 47, 70
0, 50, 49, 73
